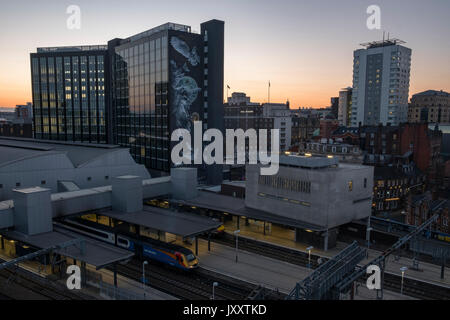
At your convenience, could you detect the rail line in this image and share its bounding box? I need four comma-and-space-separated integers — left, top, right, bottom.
0, 259, 95, 300
206, 233, 450, 300
111, 259, 285, 300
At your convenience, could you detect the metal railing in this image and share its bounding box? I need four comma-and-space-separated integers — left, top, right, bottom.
98, 281, 143, 300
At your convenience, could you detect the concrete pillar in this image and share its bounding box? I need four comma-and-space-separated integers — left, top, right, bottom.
112, 176, 143, 213
208, 233, 211, 252
81, 261, 87, 287
323, 230, 329, 252
195, 237, 199, 256
12, 187, 52, 235
1, 236, 4, 250
171, 168, 198, 200
113, 264, 118, 287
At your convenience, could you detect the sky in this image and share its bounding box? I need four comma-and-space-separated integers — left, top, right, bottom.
0, 0, 449, 109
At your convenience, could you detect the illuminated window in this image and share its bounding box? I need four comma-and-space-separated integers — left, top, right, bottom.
348, 181, 353, 191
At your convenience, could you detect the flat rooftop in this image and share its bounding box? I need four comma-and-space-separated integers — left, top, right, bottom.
101, 206, 222, 238
279, 155, 339, 169
173, 191, 326, 232
128, 22, 192, 42
1, 225, 134, 269
36, 45, 108, 53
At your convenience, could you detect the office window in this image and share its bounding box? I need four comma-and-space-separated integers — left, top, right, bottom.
41, 180, 46, 185
87, 177, 92, 181
364, 178, 367, 188
16, 182, 21, 187
348, 181, 353, 191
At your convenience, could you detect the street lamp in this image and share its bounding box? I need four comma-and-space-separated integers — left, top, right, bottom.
366, 227, 373, 258
234, 230, 240, 263
400, 266, 408, 296
143, 260, 148, 298
212, 282, 218, 300
306, 246, 314, 269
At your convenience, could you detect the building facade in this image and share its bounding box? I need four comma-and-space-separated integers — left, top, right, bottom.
338, 87, 352, 126
291, 116, 320, 148
224, 93, 293, 151
351, 39, 411, 126
30, 46, 110, 143
245, 155, 374, 250
15, 103, 33, 124
406, 193, 449, 234
408, 90, 450, 124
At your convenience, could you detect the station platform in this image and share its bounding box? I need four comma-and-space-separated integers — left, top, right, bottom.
181, 238, 411, 300
84, 264, 177, 300
220, 220, 450, 288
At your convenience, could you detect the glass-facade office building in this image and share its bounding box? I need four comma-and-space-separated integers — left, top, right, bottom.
30, 20, 224, 183
111, 28, 173, 171
110, 21, 224, 181
30, 46, 110, 143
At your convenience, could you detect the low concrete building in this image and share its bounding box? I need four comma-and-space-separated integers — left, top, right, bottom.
0, 137, 150, 201
245, 155, 374, 249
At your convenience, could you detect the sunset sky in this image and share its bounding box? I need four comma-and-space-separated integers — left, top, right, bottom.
0, 0, 449, 109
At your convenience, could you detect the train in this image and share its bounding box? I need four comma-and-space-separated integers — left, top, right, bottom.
56, 217, 199, 271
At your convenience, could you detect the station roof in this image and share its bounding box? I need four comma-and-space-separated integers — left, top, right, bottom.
102, 206, 222, 238
1, 226, 134, 269
0, 137, 123, 168
173, 191, 326, 232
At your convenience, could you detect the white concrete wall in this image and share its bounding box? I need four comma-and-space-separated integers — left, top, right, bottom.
0, 150, 150, 201
245, 162, 374, 229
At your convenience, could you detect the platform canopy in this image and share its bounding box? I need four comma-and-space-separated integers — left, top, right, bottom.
173, 191, 326, 232
1, 226, 134, 269
102, 205, 222, 238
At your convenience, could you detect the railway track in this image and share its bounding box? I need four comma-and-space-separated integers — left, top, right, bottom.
111, 259, 285, 300
0, 259, 95, 300
206, 233, 450, 300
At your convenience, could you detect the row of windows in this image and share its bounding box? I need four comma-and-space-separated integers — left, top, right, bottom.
258, 192, 311, 207
258, 175, 311, 193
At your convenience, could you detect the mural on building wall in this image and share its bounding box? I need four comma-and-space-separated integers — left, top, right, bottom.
170, 36, 200, 66
170, 36, 201, 132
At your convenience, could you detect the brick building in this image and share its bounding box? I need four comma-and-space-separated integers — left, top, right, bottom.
408, 90, 450, 124
407, 193, 449, 234
399, 123, 443, 186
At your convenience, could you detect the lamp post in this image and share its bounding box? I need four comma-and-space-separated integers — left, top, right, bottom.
212, 282, 218, 300
400, 266, 408, 296
142, 260, 148, 298
366, 227, 373, 258
234, 230, 240, 263
306, 246, 313, 269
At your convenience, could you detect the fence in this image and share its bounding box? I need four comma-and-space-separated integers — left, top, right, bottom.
84, 269, 144, 300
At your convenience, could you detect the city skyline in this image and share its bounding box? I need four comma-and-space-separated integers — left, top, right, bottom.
1, 0, 449, 109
